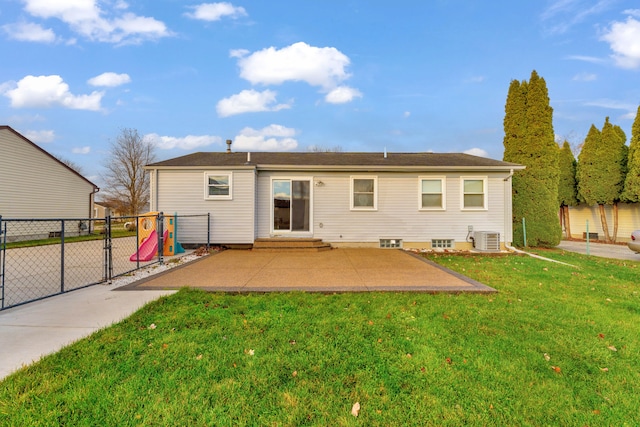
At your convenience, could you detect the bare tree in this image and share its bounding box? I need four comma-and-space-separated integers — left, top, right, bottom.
102, 128, 156, 216
54, 154, 85, 175
308, 145, 343, 152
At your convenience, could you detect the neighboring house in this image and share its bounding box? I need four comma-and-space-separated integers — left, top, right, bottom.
0, 125, 99, 239
93, 201, 124, 218
146, 150, 524, 250
567, 203, 640, 242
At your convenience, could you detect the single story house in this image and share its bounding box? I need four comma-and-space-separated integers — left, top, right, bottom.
0, 125, 99, 240
146, 149, 525, 250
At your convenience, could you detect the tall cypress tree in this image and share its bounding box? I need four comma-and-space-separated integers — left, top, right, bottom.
622, 105, 640, 202
558, 141, 578, 238
503, 70, 561, 247
576, 118, 628, 242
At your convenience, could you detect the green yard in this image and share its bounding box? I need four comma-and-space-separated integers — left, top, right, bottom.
0, 250, 639, 426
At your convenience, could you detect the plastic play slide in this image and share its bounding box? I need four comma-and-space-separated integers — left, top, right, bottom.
129, 230, 168, 262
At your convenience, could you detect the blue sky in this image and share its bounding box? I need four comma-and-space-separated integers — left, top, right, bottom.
1, 1, 640, 186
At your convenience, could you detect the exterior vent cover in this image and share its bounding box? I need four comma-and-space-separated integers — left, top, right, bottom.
473, 231, 500, 251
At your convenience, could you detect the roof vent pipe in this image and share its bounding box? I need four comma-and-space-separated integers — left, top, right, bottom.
247, 152, 251, 162
226, 139, 232, 153
384, 147, 387, 159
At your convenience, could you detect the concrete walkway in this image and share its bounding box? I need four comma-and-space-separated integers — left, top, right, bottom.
0, 284, 175, 380
556, 240, 640, 262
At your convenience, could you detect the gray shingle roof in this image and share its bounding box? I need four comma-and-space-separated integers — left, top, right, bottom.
147, 151, 523, 170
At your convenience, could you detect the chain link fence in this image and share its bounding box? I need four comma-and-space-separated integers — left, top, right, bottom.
0, 213, 210, 310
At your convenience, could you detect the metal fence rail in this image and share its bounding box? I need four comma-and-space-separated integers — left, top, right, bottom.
0, 212, 209, 310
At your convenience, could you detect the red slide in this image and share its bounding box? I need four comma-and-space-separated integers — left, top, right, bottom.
129, 230, 168, 262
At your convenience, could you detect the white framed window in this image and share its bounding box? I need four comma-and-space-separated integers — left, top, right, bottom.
204, 172, 232, 200
461, 177, 487, 210
350, 176, 377, 210
419, 176, 446, 210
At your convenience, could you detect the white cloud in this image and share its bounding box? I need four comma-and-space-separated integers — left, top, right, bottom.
540, 0, 613, 35
72, 146, 91, 154
463, 148, 490, 158
234, 125, 298, 151
325, 86, 362, 104
572, 72, 597, 81
23, 129, 55, 143
465, 76, 486, 83
601, 16, 640, 69
185, 3, 247, 21
18, 0, 171, 45
565, 54, 606, 63
2, 75, 104, 111
216, 89, 291, 117
623, 9, 640, 17
88, 72, 131, 87
404, 111, 411, 118
145, 133, 222, 150
2, 22, 56, 42
236, 42, 353, 90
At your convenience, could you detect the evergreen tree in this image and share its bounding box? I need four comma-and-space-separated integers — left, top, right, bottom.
576, 118, 628, 242
503, 70, 561, 247
622, 106, 640, 202
558, 140, 578, 238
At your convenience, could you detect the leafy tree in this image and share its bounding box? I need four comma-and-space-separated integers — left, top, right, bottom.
576, 118, 628, 242
622, 105, 640, 203
503, 70, 561, 247
558, 140, 578, 239
102, 128, 156, 216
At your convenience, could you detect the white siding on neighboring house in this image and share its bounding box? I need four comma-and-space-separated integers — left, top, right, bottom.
567, 203, 640, 242
0, 127, 97, 220
256, 171, 511, 247
151, 168, 256, 244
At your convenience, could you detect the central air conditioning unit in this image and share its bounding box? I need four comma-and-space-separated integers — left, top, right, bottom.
473, 231, 500, 251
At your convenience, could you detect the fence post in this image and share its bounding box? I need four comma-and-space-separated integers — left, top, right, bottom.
0, 215, 4, 309
60, 219, 65, 293
158, 212, 164, 265
522, 217, 527, 247
104, 214, 113, 282
207, 212, 211, 250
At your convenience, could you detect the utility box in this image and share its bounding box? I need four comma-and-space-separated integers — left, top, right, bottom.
473, 231, 500, 251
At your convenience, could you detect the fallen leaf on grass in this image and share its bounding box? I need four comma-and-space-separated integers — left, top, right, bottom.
148, 323, 157, 330
351, 402, 360, 417
162, 343, 168, 349
406, 353, 412, 358
196, 354, 203, 360
598, 333, 605, 339
608, 346, 617, 352
445, 357, 453, 365
292, 370, 298, 377
368, 320, 374, 326
544, 353, 551, 361
244, 349, 255, 356
551, 366, 561, 373
600, 367, 609, 372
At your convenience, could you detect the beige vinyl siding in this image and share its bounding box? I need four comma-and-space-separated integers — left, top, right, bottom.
256, 171, 510, 246
0, 129, 95, 219
153, 169, 255, 244
567, 203, 640, 242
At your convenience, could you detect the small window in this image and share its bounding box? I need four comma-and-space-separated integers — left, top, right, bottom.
461, 177, 487, 210
432, 239, 454, 249
380, 239, 402, 248
351, 176, 377, 210
420, 177, 445, 210
204, 172, 232, 200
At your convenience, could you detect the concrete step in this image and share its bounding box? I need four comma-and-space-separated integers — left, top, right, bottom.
253, 238, 332, 251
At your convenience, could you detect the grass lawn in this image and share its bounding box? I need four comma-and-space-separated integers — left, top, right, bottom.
1, 249, 639, 426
